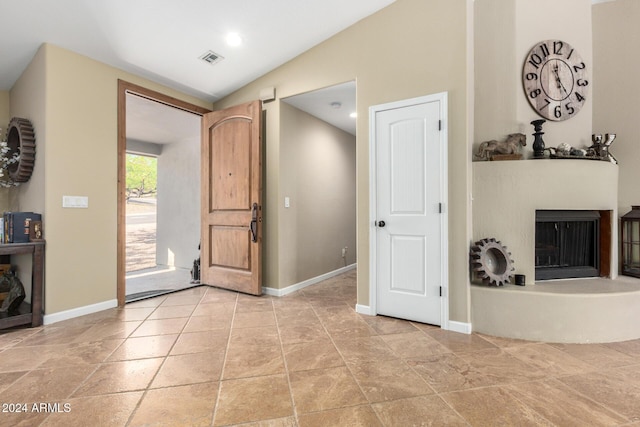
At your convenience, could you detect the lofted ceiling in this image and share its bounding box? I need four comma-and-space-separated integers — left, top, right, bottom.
283, 81, 356, 136
0, 0, 395, 102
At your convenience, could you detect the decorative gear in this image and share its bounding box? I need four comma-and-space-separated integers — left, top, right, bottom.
470, 238, 515, 286
6, 117, 36, 183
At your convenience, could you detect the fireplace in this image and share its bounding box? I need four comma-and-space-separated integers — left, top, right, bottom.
535, 210, 606, 280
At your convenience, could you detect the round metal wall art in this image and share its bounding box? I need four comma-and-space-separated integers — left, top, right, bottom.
6, 117, 36, 183
470, 237, 515, 286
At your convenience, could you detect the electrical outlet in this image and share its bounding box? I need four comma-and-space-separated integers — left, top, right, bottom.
341, 247, 347, 258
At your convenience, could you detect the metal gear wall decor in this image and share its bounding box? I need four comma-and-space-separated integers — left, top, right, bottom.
6, 117, 36, 183
470, 237, 515, 286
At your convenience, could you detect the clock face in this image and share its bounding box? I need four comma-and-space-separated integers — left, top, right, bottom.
523, 40, 589, 121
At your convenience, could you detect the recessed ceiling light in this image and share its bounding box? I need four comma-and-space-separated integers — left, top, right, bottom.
225, 32, 242, 47
350, 112, 357, 118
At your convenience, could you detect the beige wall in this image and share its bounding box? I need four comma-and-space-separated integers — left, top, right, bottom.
474, 0, 517, 143
10, 44, 210, 315
9, 47, 47, 301
0, 91, 9, 136
279, 102, 356, 286
214, 0, 472, 321
475, 0, 593, 150
0, 91, 12, 211
593, 0, 640, 215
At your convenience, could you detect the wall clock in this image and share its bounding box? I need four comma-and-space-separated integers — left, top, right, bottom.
522, 39, 589, 121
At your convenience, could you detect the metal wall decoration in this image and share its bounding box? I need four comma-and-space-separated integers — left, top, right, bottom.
6, 117, 36, 183
470, 238, 515, 286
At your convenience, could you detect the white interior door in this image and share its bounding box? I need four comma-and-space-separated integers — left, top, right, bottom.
371, 93, 447, 325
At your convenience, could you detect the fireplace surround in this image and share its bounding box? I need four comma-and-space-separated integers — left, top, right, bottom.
470, 159, 637, 343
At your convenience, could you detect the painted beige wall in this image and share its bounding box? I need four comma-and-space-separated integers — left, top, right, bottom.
474, 0, 593, 151
10, 44, 210, 315
0, 91, 11, 211
593, 0, 640, 215
279, 102, 356, 286
474, 0, 517, 143
214, 0, 472, 321
9, 47, 47, 302
0, 91, 9, 135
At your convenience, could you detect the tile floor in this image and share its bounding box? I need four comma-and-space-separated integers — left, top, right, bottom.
2, 270, 640, 426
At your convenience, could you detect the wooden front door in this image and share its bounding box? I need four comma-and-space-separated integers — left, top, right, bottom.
201, 100, 262, 295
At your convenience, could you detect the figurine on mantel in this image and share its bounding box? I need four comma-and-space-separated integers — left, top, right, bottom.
587, 133, 617, 163
554, 142, 586, 157
546, 133, 617, 163
473, 133, 526, 161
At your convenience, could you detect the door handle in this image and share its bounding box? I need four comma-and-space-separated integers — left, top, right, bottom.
377, 220, 386, 228
250, 203, 259, 242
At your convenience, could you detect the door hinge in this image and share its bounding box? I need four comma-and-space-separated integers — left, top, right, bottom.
439, 203, 443, 213
438, 120, 442, 131
439, 286, 442, 297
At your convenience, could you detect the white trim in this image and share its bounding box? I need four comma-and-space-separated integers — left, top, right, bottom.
445, 321, 472, 335
369, 92, 449, 327
43, 299, 118, 325
263, 264, 357, 297
355, 304, 374, 316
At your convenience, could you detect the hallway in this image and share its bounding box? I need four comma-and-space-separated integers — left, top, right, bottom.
1, 271, 640, 425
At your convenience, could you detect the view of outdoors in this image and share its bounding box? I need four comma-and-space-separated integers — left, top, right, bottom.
125, 154, 157, 272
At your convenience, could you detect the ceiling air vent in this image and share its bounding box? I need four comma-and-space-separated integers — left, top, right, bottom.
199, 50, 224, 66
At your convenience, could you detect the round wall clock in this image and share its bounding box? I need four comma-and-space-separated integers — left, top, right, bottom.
522, 39, 589, 121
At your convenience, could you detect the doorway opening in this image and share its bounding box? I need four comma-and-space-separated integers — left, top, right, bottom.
124, 93, 201, 302
279, 81, 357, 289
117, 80, 211, 305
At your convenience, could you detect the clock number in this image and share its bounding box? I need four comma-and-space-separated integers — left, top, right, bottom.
553, 41, 564, 55
573, 62, 586, 73
528, 54, 543, 70
577, 79, 589, 87
575, 92, 586, 103
539, 43, 550, 58
526, 72, 538, 81
565, 103, 575, 115
539, 98, 551, 111
529, 89, 541, 99
567, 48, 574, 60
554, 105, 562, 119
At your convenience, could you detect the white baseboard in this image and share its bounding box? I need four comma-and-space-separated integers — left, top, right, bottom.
43, 299, 118, 325
446, 320, 472, 335
355, 304, 374, 316
263, 263, 357, 297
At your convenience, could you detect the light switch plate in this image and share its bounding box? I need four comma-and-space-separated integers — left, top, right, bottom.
63, 195, 89, 208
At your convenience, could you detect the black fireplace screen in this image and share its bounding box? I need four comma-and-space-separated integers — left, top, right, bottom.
535, 210, 600, 280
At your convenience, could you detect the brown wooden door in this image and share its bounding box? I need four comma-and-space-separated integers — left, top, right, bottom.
201, 100, 262, 295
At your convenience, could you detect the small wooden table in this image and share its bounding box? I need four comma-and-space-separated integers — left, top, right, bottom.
0, 241, 45, 329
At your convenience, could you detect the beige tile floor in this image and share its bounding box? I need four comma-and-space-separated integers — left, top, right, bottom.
2, 270, 640, 426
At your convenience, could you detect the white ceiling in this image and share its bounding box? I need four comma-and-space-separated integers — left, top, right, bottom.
0, 0, 395, 102
283, 81, 357, 136
3, 1, 387, 145
126, 94, 201, 145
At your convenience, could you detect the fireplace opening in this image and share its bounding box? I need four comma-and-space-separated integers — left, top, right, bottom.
535, 210, 601, 280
